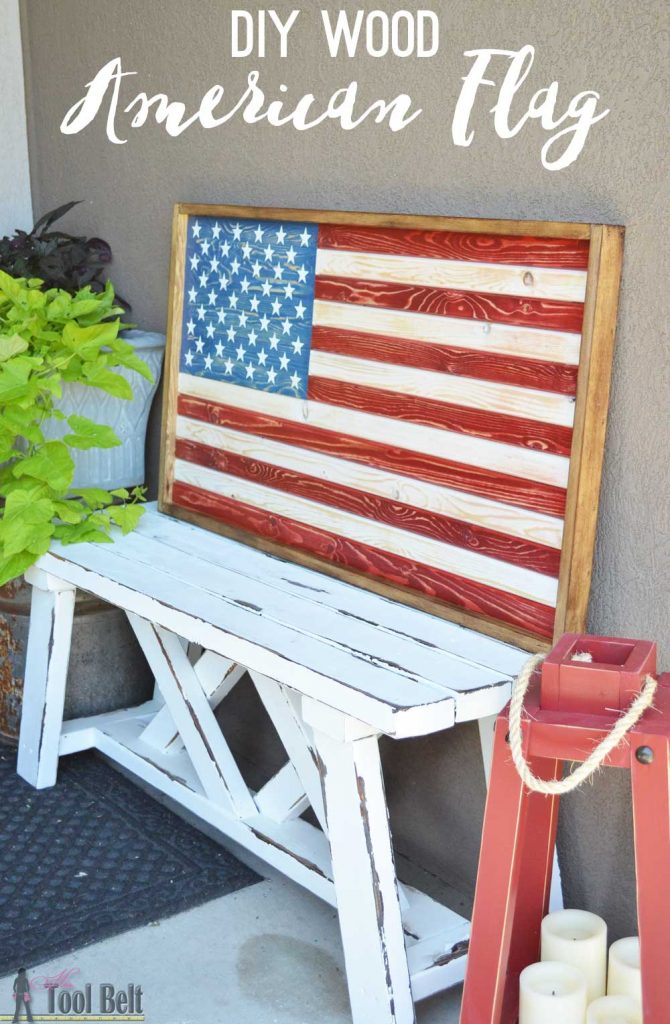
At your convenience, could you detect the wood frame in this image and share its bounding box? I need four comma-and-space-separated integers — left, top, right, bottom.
159, 204, 624, 651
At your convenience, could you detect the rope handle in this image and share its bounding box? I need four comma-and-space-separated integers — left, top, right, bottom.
509, 654, 658, 795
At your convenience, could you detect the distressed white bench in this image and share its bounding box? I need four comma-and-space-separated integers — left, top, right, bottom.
17, 208, 623, 1024
19, 505, 533, 1022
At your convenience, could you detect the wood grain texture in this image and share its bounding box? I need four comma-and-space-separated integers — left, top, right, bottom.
176, 437, 561, 575
315, 276, 585, 333
315, 247, 587, 302
317, 225, 591, 270
311, 326, 579, 396
172, 481, 555, 638
553, 224, 625, 639
307, 377, 574, 455
159, 207, 188, 509
178, 394, 568, 516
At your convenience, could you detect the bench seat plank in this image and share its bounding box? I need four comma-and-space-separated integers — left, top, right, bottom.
38, 507, 527, 735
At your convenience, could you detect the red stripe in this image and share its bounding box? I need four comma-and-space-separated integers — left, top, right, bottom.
311, 325, 578, 396
308, 377, 573, 456
315, 276, 585, 334
177, 394, 567, 517
176, 437, 561, 576
172, 481, 555, 639
317, 225, 590, 270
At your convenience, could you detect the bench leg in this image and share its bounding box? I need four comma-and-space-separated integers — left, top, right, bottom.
17, 571, 76, 789
304, 698, 415, 1024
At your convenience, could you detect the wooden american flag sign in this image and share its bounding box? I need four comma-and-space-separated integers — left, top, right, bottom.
161, 206, 623, 649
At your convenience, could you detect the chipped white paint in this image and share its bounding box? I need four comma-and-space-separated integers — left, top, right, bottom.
17, 505, 531, 1024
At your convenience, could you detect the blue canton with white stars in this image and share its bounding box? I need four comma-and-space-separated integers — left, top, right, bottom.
180, 216, 318, 398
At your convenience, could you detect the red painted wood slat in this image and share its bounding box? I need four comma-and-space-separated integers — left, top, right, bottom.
177, 394, 568, 518
317, 225, 590, 270
311, 326, 579, 396
315, 276, 585, 334
172, 481, 556, 638
176, 437, 562, 576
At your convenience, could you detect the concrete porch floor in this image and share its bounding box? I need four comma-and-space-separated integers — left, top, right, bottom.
0, 875, 463, 1023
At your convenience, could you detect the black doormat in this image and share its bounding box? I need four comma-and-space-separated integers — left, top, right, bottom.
0, 743, 261, 977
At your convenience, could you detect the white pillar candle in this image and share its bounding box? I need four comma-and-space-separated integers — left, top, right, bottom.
542, 909, 608, 1002
520, 961, 587, 1024
607, 938, 641, 1002
587, 994, 642, 1024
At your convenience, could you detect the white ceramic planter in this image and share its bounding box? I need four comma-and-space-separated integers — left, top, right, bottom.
44, 330, 165, 490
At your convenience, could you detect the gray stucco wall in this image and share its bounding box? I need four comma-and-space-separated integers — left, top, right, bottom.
18, 0, 669, 936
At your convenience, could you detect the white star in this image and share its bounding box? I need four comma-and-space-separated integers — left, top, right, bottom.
241, 241, 253, 260
282, 318, 292, 336
239, 310, 249, 328
192, 221, 201, 238
254, 225, 264, 243
212, 222, 222, 240
230, 257, 241, 275
296, 265, 308, 284
271, 297, 282, 316
185, 349, 194, 366
300, 228, 311, 247
232, 223, 242, 241
227, 326, 236, 343
189, 254, 200, 271
251, 260, 262, 279
257, 349, 268, 366
276, 225, 287, 244
264, 244, 275, 261
249, 296, 260, 312
188, 286, 197, 303
221, 240, 231, 258
261, 281, 272, 297
274, 263, 283, 280
210, 256, 220, 273
224, 358, 234, 375
217, 308, 226, 324
290, 372, 301, 389
186, 318, 196, 335
206, 323, 215, 339
236, 344, 246, 361
279, 353, 290, 371
208, 289, 217, 305
229, 293, 239, 310
240, 276, 251, 294
219, 274, 229, 291
197, 305, 206, 321
215, 340, 224, 357
286, 245, 297, 263
269, 333, 280, 350
267, 367, 277, 385
260, 314, 270, 332
248, 329, 258, 346
204, 354, 213, 371
201, 239, 211, 256
245, 363, 255, 380
199, 272, 208, 288
292, 338, 304, 355
295, 301, 306, 319
284, 282, 295, 300
195, 337, 205, 353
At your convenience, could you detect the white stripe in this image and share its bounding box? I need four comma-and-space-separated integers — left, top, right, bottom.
313, 300, 581, 365
310, 350, 575, 428
316, 248, 587, 303
173, 459, 558, 607
176, 415, 565, 550
178, 374, 570, 489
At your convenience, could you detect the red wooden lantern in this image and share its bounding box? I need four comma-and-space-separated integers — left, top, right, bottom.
460, 634, 669, 1024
